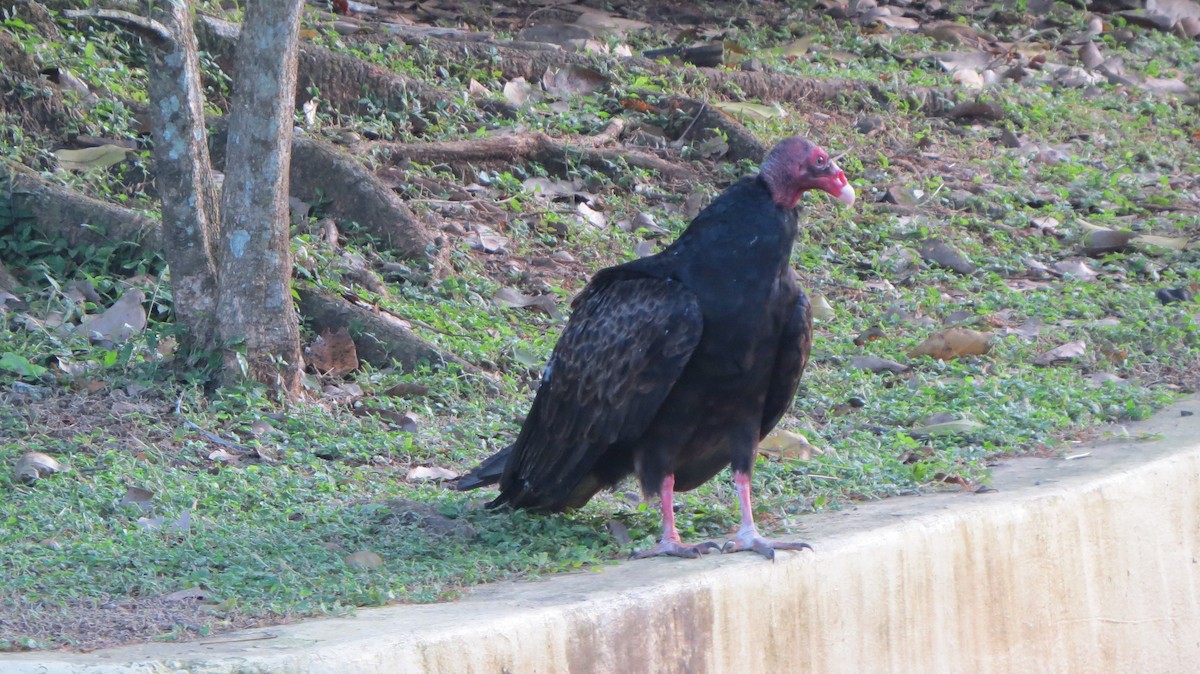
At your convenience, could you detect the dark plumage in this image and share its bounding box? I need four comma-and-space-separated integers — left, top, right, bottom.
457, 137, 855, 558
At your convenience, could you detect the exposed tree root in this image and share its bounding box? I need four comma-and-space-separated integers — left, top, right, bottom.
658, 96, 768, 163
0, 29, 66, 132
370, 129, 697, 185
289, 139, 441, 263
2, 162, 161, 252
387, 33, 961, 117
197, 15, 495, 136
295, 285, 488, 380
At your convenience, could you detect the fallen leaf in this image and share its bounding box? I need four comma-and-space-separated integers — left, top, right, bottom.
759, 429, 821, 461
13, 452, 64, 483
568, 5, 651, 38
849, 355, 910, 374
606, 519, 632, 545
1079, 41, 1104, 69
467, 79, 489, 96
711, 101, 788, 122
576, 202, 606, 228
161, 587, 209, 602
118, 486, 154, 510
77, 289, 147, 344
1085, 373, 1127, 387
502, 78, 533, 107
1051, 259, 1098, 281
868, 13, 920, 31
1133, 234, 1190, 251
810, 294, 835, 322
1081, 228, 1135, 256
909, 328, 993, 360
517, 23, 592, 47
781, 35, 815, 57
918, 239, 977, 274
541, 64, 608, 97
911, 414, 986, 436
852, 325, 887, 346
407, 466, 459, 482
473, 225, 509, 253
1033, 340, 1086, 366
1030, 216, 1061, 236
55, 144, 131, 171
345, 550, 384, 569
493, 287, 562, 318
306, 327, 359, 377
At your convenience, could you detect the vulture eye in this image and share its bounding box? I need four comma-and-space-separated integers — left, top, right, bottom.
815, 155, 826, 168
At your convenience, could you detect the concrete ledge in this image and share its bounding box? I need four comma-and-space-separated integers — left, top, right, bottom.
6, 398, 1200, 673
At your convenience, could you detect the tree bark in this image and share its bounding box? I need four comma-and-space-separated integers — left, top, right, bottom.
216, 0, 305, 398
145, 0, 222, 352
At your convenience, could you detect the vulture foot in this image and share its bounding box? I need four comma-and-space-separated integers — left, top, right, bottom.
721, 532, 812, 561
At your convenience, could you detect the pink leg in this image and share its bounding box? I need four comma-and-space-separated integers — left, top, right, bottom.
632, 475, 719, 559
722, 470, 812, 560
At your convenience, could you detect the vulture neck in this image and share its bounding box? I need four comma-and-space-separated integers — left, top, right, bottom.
662, 176, 799, 293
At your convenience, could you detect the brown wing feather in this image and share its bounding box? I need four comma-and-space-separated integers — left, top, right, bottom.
493, 274, 703, 511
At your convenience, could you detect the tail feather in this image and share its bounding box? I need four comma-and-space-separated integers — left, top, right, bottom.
453, 444, 512, 491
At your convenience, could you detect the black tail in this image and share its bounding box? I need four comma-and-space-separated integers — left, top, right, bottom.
453, 444, 512, 491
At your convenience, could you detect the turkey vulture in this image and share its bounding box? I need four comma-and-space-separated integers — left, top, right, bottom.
456, 137, 855, 559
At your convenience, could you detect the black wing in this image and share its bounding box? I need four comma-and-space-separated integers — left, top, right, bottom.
759, 275, 813, 438
492, 273, 703, 511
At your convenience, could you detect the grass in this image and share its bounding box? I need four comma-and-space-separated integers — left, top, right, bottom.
1, 0, 1199, 650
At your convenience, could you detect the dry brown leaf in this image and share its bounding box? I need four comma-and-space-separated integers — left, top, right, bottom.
502, 78, 532, 107
849, 355, 910, 374
541, 64, 608, 97
77, 289, 147, 344
1085, 373, 1127, 387
493, 287, 562, 319
473, 225, 509, 253
1033, 340, 1086, 366
1079, 41, 1104, 69
306, 327, 359, 377
161, 587, 209, 602
911, 415, 986, 436
918, 239, 977, 275
909, 328, 993, 360
13, 451, 64, 483
1051, 259, 1098, 281
920, 21, 992, 46
1081, 228, 1135, 256
345, 550, 384, 569
852, 325, 887, 346
118, 486, 154, 510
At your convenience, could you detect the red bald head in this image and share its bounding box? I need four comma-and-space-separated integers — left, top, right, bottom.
759, 137, 855, 210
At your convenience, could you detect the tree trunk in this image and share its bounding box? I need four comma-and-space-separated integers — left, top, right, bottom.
216, 0, 305, 398
146, 0, 222, 352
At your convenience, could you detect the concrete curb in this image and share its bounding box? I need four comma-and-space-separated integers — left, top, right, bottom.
5, 397, 1200, 673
